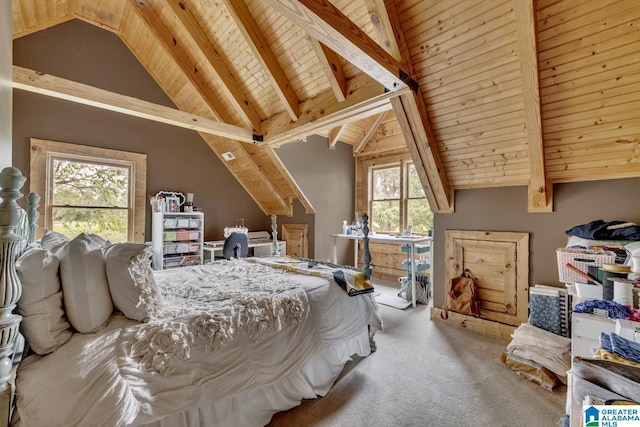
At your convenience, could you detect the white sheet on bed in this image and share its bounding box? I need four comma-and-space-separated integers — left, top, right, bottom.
14, 262, 379, 427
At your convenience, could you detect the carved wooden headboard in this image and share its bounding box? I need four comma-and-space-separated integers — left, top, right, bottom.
0, 167, 39, 424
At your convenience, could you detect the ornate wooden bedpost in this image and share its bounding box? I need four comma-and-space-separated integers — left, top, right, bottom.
0, 167, 26, 421
271, 214, 281, 256
26, 193, 40, 244
361, 213, 372, 280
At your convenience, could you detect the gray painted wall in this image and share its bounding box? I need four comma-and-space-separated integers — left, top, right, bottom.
276, 135, 354, 262
0, 0, 11, 168
434, 178, 640, 307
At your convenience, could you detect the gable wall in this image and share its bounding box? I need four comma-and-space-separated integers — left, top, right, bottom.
11, 19, 268, 241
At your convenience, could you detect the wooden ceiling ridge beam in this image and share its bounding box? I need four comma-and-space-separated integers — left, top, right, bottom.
222, 0, 300, 122
163, 0, 262, 133
12, 65, 256, 143
514, 0, 552, 213
262, 73, 403, 147
127, 0, 240, 129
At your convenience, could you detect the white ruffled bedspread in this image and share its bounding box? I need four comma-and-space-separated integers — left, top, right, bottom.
14, 261, 379, 427
134, 261, 307, 376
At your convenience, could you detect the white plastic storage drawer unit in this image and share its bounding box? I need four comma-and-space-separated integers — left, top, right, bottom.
571, 313, 615, 358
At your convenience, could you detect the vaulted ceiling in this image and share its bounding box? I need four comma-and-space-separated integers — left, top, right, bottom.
12, 0, 640, 215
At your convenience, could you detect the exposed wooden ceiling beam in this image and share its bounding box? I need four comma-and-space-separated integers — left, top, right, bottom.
201, 135, 292, 215
263, 73, 403, 146
328, 125, 346, 149
514, 0, 551, 212
265, 0, 409, 92
222, 0, 300, 122
309, 37, 347, 102
164, 0, 261, 133
353, 111, 387, 155
391, 93, 452, 212
382, 0, 451, 212
127, 0, 237, 127
12, 66, 257, 143
246, 144, 315, 214
269, 0, 451, 211
364, 0, 402, 61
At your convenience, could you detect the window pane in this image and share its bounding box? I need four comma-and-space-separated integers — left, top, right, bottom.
372, 166, 401, 200
407, 164, 426, 198
52, 207, 128, 243
371, 200, 400, 233
407, 199, 433, 233
52, 159, 129, 207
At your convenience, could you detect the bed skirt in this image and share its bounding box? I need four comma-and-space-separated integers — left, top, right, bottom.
134, 327, 371, 427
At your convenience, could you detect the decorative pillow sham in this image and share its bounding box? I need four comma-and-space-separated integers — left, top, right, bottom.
40, 229, 70, 254
104, 243, 162, 322
16, 247, 72, 354
58, 233, 113, 333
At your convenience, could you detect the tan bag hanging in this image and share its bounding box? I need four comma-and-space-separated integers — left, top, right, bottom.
441, 269, 481, 319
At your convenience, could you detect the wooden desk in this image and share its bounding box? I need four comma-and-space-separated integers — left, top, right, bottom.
330, 233, 432, 307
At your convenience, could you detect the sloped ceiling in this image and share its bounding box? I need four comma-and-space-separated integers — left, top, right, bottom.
12, 0, 640, 214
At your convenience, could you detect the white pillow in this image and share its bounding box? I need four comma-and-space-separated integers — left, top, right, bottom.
40, 229, 70, 254
58, 233, 113, 333
16, 247, 72, 354
104, 243, 162, 322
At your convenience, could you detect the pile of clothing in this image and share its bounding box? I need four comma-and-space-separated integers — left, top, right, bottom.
571, 300, 640, 414
501, 323, 571, 390
566, 219, 640, 241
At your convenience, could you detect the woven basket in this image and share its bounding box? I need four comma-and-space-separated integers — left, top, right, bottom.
556, 247, 616, 284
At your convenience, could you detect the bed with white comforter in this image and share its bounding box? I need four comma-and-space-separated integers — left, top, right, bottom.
13, 260, 380, 427
0, 167, 379, 427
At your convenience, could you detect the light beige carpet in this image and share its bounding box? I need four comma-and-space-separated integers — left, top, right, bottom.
269, 281, 567, 427
375, 293, 412, 310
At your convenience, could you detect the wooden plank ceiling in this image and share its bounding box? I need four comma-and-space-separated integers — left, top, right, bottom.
12, 0, 640, 214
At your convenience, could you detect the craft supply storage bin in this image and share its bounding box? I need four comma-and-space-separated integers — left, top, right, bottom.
152, 211, 204, 269
556, 247, 616, 284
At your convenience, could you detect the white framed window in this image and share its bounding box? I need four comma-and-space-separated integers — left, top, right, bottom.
30, 138, 147, 243
369, 161, 433, 234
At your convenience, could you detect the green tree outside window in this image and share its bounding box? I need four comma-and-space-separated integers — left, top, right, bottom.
370, 162, 433, 234
51, 158, 130, 242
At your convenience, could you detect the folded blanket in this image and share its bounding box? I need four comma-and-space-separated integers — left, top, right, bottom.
601, 332, 640, 364
595, 348, 640, 368
566, 220, 640, 240
506, 323, 571, 378
573, 300, 634, 320
248, 256, 375, 296
500, 351, 558, 391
